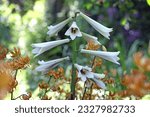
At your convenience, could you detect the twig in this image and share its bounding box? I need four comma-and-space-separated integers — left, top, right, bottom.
82, 84, 87, 100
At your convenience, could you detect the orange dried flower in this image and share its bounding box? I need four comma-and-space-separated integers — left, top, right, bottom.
92, 57, 102, 70
92, 83, 101, 89
133, 52, 150, 72
39, 81, 49, 89
0, 45, 8, 60
86, 41, 100, 50
0, 46, 30, 99
101, 78, 114, 84
41, 95, 52, 100
10, 47, 21, 58
51, 86, 60, 92
21, 92, 32, 100
47, 67, 65, 79
120, 70, 150, 97
8, 80, 18, 93
8, 56, 30, 70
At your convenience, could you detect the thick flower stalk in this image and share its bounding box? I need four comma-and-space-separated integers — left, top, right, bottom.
65, 21, 82, 40
32, 39, 70, 57
81, 49, 120, 65
82, 32, 101, 45
74, 64, 106, 89
80, 12, 113, 39
35, 56, 69, 73
47, 17, 72, 37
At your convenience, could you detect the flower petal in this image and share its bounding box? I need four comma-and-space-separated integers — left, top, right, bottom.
80, 12, 113, 39
85, 80, 92, 88
32, 39, 70, 57
74, 64, 83, 71
81, 49, 120, 65
65, 21, 82, 40
76, 30, 82, 37
35, 56, 69, 73
93, 73, 105, 79
83, 66, 92, 72
86, 71, 94, 78
70, 34, 77, 40
47, 17, 72, 37
80, 75, 87, 82
93, 78, 106, 89
82, 32, 101, 45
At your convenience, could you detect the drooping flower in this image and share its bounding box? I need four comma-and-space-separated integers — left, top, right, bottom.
80, 12, 113, 39
74, 64, 106, 89
81, 49, 120, 65
35, 56, 70, 73
32, 39, 70, 57
47, 18, 72, 37
65, 21, 82, 40
82, 32, 101, 45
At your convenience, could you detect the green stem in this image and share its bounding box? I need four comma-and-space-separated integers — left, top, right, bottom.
82, 82, 87, 100
70, 39, 77, 100
89, 83, 93, 100
91, 56, 96, 68
13, 94, 23, 100
10, 91, 14, 100
11, 70, 18, 100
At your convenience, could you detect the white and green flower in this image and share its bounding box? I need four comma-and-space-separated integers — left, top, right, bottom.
35, 56, 70, 73
80, 12, 113, 39
65, 21, 82, 40
81, 49, 120, 65
47, 17, 72, 37
82, 32, 101, 45
32, 39, 70, 57
74, 64, 106, 89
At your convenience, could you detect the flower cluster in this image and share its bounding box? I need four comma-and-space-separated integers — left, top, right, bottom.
120, 70, 150, 98
0, 46, 30, 99
47, 67, 65, 79
133, 52, 150, 72
32, 10, 120, 99
118, 52, 150, 98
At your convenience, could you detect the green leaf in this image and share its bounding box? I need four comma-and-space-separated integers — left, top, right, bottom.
146, 0, 150, 6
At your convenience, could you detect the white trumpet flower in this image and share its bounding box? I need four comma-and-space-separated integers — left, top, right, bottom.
32, 39, 70, 57
81, 32, 101, 45
47, 17, 72, 37
81, 49, 120, 65
74, 64, 106, 89
65, 21, 82, 40
35, 56, 70, 73
80, 12, 113, 39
